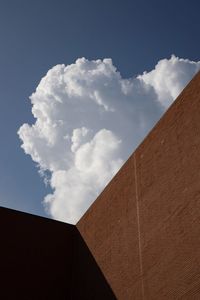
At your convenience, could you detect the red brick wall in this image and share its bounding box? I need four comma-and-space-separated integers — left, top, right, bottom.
78, 155, 142, 299
77, 71, 200, 299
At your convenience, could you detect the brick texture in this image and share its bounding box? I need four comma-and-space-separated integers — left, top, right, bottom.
77, 71, 200, 299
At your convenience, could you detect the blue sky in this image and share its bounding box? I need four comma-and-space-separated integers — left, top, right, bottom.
0, 0, 200, 221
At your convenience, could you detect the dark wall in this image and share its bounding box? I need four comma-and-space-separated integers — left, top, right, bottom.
73, 231, 116, 299
0, 207, 75, 299
77, 71, 200, 299
0, 207, 116, 299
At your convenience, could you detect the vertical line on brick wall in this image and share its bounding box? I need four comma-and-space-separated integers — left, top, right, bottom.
134, 153, 145, 299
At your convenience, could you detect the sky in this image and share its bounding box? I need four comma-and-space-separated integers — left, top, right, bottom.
0, 0, 200, 223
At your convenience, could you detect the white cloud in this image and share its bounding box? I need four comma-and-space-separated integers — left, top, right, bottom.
71, 127, 90, 153
44, 129, 123, 223
18, 55, 200, 224
138, 55, 200, 108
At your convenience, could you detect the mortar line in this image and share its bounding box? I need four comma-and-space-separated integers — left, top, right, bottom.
134, 153, 145, 299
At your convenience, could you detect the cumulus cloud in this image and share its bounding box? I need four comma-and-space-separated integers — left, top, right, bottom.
138, 55, 200, 107
18, 55, 200, 224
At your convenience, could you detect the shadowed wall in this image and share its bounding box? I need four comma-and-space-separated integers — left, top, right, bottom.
0, 207, 116, 299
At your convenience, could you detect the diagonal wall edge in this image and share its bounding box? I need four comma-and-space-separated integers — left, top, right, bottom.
77, 71, 200, 299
